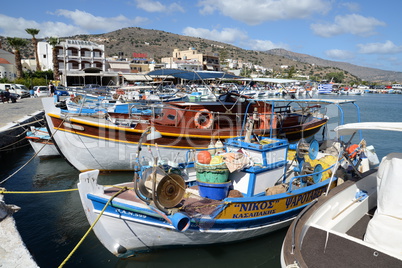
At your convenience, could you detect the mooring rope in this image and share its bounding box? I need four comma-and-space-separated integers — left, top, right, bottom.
0, 117, 66, 185
58, 186, 128, 268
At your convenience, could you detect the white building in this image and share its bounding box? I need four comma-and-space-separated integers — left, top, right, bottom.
161, 48, 220, 71
37, 39, 118, 87
0, 48, 16, 80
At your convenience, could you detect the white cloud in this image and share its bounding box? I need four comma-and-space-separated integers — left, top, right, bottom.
183, 26, 289, 51
54, 9, 148, 32
0, 10, 149, 38
134, 0, 185, 13
341, 2, 360, 12
357, 40, 402, 54
183, 27, 248, 44
198, 0, 331, 25
248, 40, 289, 51
325, 49, 355, 60
311, 14, 386, 37
0, 14, 85, 38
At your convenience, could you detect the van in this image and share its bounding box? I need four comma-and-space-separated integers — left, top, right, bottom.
0, 83, 30, 98
11, 84, 30, 98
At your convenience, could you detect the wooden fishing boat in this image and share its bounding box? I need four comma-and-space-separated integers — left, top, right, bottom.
281, 122, 402, 268
26, 126, 60, 158
78, 133, 350, 258
42, 92, 328, 172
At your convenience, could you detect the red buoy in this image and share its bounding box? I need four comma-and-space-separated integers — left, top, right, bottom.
197, 151, 211, 164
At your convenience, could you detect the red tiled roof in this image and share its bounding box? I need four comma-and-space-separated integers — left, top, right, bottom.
0, 58, 11, 64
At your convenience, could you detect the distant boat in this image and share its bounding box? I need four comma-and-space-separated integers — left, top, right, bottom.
339, 88, 364, 95
26, 127, 60, 158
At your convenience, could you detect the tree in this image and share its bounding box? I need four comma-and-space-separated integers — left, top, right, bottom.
286, 66, 296, 78
25, 28, 41, 71
324, 72, 344, 83
48, 37, 60, 80
7, 37, 28, 79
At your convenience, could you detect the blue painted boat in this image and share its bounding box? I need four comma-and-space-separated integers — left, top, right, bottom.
77, 134, 368, 257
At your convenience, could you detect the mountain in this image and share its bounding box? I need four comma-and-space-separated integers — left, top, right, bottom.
266, 48, 402, 83
2, 27, 401, 83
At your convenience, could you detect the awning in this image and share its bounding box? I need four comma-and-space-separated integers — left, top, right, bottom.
121, 74, 152, 81
109, 62, 130, 70
146, 68, 241, 80
239, 78, 299, 83
335, 122, 402, 136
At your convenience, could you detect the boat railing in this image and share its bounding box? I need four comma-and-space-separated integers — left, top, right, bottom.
287, 164, 335, 192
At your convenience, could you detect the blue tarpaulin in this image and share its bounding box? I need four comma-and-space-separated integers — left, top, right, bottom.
146, 69, 241, 80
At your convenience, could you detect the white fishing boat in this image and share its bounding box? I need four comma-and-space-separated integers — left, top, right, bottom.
78, 126, 361, 257
42, 87, 333, 172
281, 122, 402, 267
339, 88, 365, 95
26, 127, 60, 158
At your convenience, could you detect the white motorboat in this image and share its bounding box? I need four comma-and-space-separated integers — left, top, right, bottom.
281, 122, 402, 267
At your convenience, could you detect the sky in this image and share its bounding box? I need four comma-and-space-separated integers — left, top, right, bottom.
1, 0, 402, 72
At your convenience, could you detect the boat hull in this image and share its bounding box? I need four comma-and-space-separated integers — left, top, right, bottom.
78, 170, 337, 257
42, 98, 327, 171
28, 139, 60, 158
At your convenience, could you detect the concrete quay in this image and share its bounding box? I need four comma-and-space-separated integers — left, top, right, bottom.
0, 196, 39, 267
0, 97, 46, 152
0, 97, 47, 268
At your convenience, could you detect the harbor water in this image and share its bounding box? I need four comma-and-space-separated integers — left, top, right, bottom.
1, 93, 402, 267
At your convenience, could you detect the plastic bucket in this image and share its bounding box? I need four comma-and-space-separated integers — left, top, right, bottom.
197, 180, 231, 200
195, 162, 229, 183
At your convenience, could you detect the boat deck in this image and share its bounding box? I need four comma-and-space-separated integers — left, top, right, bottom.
104, 183, 241, 217
282, 170, 402, 267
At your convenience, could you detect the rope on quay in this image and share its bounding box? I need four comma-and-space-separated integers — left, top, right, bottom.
0, 189, 78, 194
4, 117, 45, 131
58, 187, 128, 268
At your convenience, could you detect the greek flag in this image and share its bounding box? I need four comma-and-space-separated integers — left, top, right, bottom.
318, 84, 333, 94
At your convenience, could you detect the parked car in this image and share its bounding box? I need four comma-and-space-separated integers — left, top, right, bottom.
33, 86, 50, 97
55, 86, 69, 96
0, 83, 30, 98
0, 89, 20, 102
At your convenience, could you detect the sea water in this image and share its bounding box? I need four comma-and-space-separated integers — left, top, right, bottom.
1, 93, 402, 268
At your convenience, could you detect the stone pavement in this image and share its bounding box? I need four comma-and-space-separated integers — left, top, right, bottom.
0, 97, 45, 128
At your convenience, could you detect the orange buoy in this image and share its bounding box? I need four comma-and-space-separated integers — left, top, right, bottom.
346, 144, 359, 158
197, 151, 211, 164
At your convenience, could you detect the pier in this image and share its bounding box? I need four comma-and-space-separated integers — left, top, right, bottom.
0, 97, 45, 151
1, 97, 46, 268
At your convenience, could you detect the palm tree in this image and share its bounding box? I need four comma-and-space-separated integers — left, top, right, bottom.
25, 28, 41, 71
48, 37, 60, 80
7, 37, 28, 79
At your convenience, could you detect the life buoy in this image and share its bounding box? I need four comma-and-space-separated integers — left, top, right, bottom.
194, 109, 214, 129
116, 89, 124, 95
259, 113, 277, 130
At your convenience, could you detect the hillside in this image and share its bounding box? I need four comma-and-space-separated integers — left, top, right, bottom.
2, 27, 402, 83
266, 48, 402, 83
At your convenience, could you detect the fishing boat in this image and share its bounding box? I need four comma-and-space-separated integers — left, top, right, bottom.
26, 126, 60, 158
42, 90, 329, 172
281, 122, 402, 268
339, 88, 365, 95
77, 125, 353, 257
